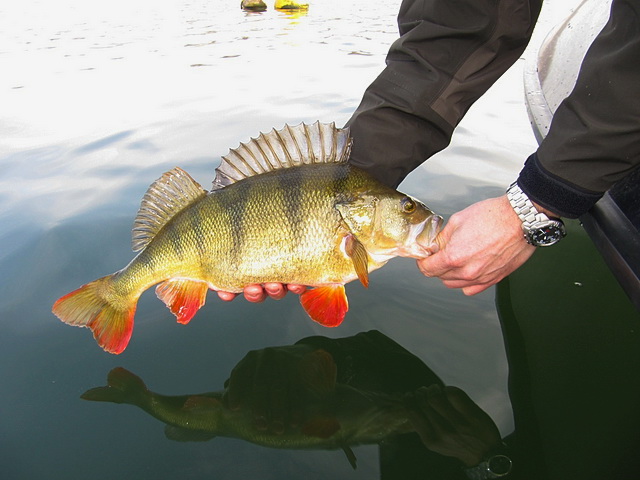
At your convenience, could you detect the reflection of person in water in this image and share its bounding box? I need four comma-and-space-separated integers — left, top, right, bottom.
228, 330, 513, 480
83, 331, 515, 479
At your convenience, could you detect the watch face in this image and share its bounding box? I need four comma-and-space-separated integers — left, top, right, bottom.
488, 454, 513, 476
528, 222, 566, 246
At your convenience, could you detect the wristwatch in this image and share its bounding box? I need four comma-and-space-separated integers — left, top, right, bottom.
464, 453, 513, 479
506, 182, 566, 247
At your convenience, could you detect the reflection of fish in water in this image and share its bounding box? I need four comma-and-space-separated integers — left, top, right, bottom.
82, 350, 413, 468
52, 122, 442, 354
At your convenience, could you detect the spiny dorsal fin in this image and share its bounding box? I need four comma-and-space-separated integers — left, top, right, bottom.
212, 121, 352, 189
132, 167, 206, 252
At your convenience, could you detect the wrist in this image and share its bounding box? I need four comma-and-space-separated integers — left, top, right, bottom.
464, 443, 513, 479
531, 201, 560, 219
506, 182, 566, 247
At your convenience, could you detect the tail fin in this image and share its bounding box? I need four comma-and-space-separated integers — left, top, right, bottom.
81, 367, 148, 406
52, 274, 136, 354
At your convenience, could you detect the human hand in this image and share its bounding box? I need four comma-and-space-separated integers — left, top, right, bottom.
409, 384, 503, 467
216, 283, 308, 303
417, 195, 535, 295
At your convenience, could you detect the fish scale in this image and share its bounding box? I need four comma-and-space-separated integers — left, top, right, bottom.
52, 122, 442, 354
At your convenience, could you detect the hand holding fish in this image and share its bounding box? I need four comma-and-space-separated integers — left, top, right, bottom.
216, 283, 307, 303
408, 384, 503, 467
416, 196, 536, 295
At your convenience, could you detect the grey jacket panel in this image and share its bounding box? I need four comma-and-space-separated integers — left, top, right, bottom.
521, 0, 640, 217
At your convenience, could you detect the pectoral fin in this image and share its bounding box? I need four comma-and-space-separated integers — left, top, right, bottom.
345, 234, 369, 288
155, 279, 208, 325
300, 285, 348, 327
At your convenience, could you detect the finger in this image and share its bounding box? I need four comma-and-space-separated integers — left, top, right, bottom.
408, 388, 439, 441
439, 279, 490, 290
443, 386, 502, 442
286, 284, 308, 295
430, 231, 447, 254
443, 386, 486, 419
424, 384, 466, 426
264, 283, 287, 300
461, 283, 492, 296
244, 284, 267, 303
410, 386, 457, 443
217, 291, 239, 302
417, 253, 453, 278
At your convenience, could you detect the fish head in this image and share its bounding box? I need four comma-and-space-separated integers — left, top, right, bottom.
337, 192, 443, 260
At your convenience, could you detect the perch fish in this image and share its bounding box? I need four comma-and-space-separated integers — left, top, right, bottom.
52, 122, 442, 354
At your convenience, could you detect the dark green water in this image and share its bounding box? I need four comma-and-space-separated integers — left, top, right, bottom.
1, 1, 638, 479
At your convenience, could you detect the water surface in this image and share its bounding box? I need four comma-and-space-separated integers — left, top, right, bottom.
2, 1, 637, 479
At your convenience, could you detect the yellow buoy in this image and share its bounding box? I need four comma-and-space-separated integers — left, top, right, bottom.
274, 0, 309, 11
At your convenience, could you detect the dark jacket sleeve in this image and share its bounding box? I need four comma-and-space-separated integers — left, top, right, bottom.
518, 0, 640, 218
345, 0, 543, 188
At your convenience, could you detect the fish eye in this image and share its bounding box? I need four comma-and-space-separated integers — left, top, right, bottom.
401, 197, 416, 213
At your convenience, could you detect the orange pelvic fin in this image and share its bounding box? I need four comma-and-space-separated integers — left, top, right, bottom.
155, 278, 208, 324
299, 285, 348, 327
52, 274, 136, 354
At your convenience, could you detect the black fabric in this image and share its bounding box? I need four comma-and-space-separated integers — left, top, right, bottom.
346, 0, 640, 218
518, 153, 603, 218
346, 0, 543, 188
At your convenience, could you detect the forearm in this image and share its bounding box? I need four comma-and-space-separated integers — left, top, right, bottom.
519, 0, 640, 218
346, 0, 543, 188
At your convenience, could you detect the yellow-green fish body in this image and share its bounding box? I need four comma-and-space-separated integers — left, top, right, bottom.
53, 122, 442, 354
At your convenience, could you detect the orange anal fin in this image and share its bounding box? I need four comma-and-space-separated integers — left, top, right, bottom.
299, 285, 348, 327
156, 279, 208, 325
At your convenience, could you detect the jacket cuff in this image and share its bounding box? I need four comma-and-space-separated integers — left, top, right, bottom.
517, 153, 603, 219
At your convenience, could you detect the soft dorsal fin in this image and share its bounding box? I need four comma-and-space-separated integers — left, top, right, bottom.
212, 121, 352, 189
132, 167, 207, 252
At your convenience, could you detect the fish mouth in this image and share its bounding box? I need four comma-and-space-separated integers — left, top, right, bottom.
419, 214, 444, 247
402, 214, 443, 258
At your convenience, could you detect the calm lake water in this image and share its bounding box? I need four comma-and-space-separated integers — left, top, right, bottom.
1, 1, 638, 479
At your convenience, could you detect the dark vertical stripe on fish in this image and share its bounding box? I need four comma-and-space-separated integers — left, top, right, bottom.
278, 168, 306, 250
167, 221, 185, 261
227, 183, 249, 267
189, 205, 207, 261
